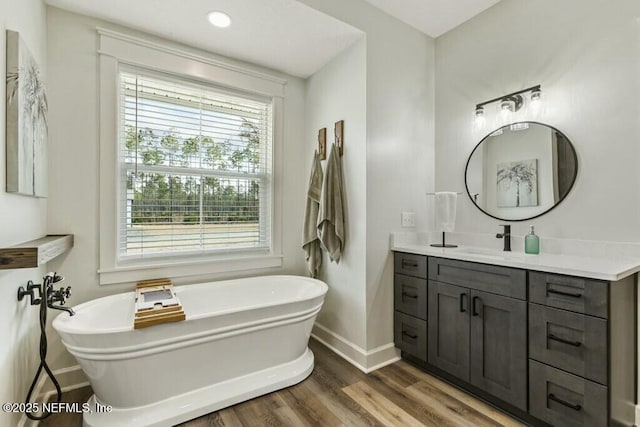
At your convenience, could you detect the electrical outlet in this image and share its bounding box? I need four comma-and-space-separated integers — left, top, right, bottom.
401, 212, 416, 228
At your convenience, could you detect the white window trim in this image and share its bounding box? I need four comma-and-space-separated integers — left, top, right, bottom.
98, 28, 286, 285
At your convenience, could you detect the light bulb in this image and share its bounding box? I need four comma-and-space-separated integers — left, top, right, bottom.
530, 89, 542, 103
529, 88, 542, 114
501, 99, 515, 112
208, 11, 232, 28
474, 106, 485, 127
500, 99, 514, 123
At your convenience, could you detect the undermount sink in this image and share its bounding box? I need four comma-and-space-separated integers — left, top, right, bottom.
452, 247, 526, 261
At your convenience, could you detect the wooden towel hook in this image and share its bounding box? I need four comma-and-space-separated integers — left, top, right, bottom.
318, 128, 327, 160
334, 120, 344, 156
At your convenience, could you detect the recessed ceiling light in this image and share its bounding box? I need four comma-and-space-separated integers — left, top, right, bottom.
208, 11, 231, 28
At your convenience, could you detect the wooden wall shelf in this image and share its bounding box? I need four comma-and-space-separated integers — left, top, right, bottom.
0, 235, 74, 270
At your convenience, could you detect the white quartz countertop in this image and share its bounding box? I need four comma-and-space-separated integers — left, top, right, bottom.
391, 242, 640, 282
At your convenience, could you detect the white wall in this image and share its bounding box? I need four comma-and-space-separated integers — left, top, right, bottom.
45, 6, 307, 369
0, 0, 48, 425
363, 8, 434, 351
435, 0, 640, 242
305, 38, 367, 348
300, 0, 435, 358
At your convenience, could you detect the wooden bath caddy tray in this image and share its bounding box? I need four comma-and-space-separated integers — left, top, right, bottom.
134, 278, 185, 329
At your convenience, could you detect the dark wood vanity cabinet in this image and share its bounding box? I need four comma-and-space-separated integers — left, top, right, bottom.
393, 252, 637, 427
427, 258, 527, 411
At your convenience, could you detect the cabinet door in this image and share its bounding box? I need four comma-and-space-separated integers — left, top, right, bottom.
428, 281, 470, 381
469, 290, 527, 411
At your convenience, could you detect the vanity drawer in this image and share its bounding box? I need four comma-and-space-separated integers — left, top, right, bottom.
529, 303, 607, 385
394, 253, 427, 279
394, 274, 427, 320
428, 257, 526, 300
529, 271, 608, 318
529, 360, 607, 427
394, 311, 427, 362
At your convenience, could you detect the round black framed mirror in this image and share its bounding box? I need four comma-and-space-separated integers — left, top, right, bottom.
465, 121, 578, 222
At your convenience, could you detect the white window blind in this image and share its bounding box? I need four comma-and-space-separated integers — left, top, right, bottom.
118, 68, 273, 259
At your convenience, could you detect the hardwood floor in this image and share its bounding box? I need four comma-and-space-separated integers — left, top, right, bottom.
39, 386, 93, 427
41, 339, 523, 427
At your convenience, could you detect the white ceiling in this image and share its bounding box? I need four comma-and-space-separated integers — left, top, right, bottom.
45, 0, 364, 78
45, 0, 501, 78
362, 0, 501, 38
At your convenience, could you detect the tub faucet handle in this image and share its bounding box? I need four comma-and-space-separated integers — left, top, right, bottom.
49, 285, 71, 304
47, 285, 75, 316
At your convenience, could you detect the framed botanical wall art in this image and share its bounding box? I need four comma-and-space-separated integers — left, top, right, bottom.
497, 159, 538, 208
6, 30, 48, 197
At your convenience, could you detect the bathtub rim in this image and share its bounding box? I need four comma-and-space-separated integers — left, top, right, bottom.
53, 275, 327, 335
62, 302, 323, 361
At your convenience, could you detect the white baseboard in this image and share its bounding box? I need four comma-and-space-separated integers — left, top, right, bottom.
311, 323, 400, 374
18, 365, 89, 427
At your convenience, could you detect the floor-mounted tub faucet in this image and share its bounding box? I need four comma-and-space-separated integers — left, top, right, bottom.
496, 224, 511, 252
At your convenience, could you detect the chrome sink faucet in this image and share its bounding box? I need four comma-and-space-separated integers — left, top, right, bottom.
496, 224, 511, 252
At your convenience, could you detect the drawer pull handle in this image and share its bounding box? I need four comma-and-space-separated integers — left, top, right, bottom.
548, 393, 582, 411
548, 334, 582, 347
459, 293, 467, 313
401, 259, 419, 269
472, 296, 482, 316
402, 292, 418, 300
547, 289, 583, 298
402, 331, 418, 340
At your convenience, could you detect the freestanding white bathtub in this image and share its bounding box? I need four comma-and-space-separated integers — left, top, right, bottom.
53, 275, 328, 427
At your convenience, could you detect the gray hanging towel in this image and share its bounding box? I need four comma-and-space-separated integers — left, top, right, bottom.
302, 150, 323, 277
317, 143, 345, 263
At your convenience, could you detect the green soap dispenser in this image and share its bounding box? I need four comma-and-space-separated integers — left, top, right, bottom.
525, 225, 540, 254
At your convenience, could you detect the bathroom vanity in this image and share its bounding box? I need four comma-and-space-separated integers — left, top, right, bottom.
391, 244, 638, 427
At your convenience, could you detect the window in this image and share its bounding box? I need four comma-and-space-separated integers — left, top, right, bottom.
98, 29, 285, 284
118, 68, 273, 260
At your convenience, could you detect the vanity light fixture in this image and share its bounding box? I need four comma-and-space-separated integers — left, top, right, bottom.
208, 11, 232, 28
474, 105, 485, 126
474, 85, 542, 120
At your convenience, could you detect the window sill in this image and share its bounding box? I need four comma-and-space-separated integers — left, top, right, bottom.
98, 253, 283, 285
